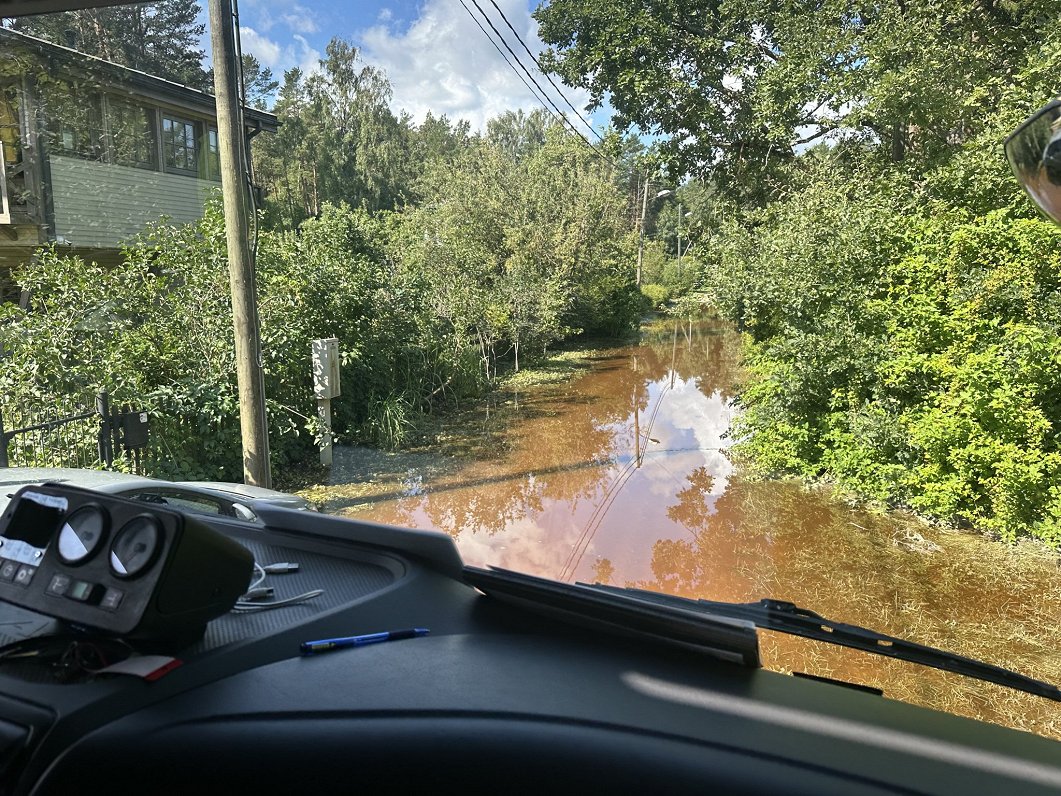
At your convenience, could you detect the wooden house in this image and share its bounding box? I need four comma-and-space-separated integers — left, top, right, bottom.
0, 27, 277, 299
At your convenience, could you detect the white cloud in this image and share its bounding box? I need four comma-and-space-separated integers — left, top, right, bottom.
239, 26, 282, 68
282, 5, 320, 35
357, 0, 595, 132
239, 26, 321, 77
238, 0, 277, 31
291, 34, 322, 75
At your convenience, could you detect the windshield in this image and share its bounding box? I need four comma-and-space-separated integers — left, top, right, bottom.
1, 0, 1059, 741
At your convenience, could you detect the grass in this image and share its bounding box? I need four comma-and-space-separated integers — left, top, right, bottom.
497, 346, 614, 389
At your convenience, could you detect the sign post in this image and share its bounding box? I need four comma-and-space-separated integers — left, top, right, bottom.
312, 338, 340, 466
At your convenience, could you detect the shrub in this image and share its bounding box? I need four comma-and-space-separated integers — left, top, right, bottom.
707, 163, 1061, 544
640, 283, 670, 310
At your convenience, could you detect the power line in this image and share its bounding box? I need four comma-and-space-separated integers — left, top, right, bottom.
456, 0, 565, 133
486, 0, 605, 144
468, 0, 595, 149
460, 0, 607, 161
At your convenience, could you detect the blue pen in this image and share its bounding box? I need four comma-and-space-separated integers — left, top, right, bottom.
300, 627, 430, 655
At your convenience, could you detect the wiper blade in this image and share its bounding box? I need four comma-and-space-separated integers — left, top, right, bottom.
585, 584, 1061, 704
463, 566, 760, 667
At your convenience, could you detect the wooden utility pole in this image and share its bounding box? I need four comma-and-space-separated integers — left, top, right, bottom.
636, 169, 649, 286
208, 0, 271, 487
676, 201, 682, 278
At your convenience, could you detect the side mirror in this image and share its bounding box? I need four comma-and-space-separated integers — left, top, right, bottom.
231, 502, 257, 522
1005, 98, 1061, 223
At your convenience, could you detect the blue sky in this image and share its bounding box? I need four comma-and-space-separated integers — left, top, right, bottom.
225, 0, 608, 134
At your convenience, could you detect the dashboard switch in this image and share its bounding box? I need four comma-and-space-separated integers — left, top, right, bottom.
13, 565, 36, 588
100, 588, 124, 611
46, 574, 72, 597
66, 580, 103, 604
0, 560, 16, 582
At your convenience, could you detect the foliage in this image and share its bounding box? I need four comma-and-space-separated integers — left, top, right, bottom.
1, 208, 240, 479
205, 54, 278, 110
2, 102, 644, 474
536, 0, 1054, 189
538, 0, 1061, 543
9, 1, 209, 89
704, 172, 1061, 544
640, 283, 669, 310
252, 39, 414, 227
397, 122, 639, 374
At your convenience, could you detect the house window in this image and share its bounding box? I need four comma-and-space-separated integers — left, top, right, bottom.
108, 99, 156, 169
0, 85, 20, 167
161, 114, 198, 175
205, 126, 221, 181
41, 83, 104, 160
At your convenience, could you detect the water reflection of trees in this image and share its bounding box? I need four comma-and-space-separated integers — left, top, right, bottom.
372, 319, 743, 540
633, 475, 1061, 739
380, 385, 631, 538
353, 320, 1061, 740
635, 318, 744, 402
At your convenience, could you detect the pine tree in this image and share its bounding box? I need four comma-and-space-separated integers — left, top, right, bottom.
10, 1, 208, 89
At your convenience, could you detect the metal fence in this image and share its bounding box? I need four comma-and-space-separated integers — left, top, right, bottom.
0, 390, 149, 472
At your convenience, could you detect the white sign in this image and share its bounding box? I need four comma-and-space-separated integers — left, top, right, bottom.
312, 338, 341, 400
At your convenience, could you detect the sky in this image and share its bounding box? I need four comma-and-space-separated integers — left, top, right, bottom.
226, 0, 608, 134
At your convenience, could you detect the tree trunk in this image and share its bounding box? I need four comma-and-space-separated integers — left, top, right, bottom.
890, 121, 906, 162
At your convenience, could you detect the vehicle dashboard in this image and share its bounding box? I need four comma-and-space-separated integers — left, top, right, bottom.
0, 499, 1059, 795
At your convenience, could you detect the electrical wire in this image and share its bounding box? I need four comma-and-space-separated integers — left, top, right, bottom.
0, 634, 135, 682
558, 457, 639, 583
235, 560, 323, 612
456, 0, 561, 128
558, 369, 680, 583
231, 590, 324, 612
467, 0, 597, 150
485, 0, 604, 143
457, 0, 610, 163
231, 0, 258, 257
247, 560, 266, 592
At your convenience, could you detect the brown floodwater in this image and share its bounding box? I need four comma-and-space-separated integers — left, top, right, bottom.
320, 317, 1061, 739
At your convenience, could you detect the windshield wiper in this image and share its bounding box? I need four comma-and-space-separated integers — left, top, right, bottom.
463, 566, 760, 667
584, 583, 1061, 704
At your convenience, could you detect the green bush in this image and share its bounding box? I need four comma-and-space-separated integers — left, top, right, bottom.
2, 167, 643, 475
640, 283, 670, 310
1, 202, 472, 476
707, 168, 1061, 544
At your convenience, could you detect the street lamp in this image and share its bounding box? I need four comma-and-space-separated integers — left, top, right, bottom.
637, 186, 673, 286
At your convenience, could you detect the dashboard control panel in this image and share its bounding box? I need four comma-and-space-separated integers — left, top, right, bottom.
0, 484, 253, 639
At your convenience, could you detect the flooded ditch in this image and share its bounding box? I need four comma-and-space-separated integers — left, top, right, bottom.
305, 317, 1061, 739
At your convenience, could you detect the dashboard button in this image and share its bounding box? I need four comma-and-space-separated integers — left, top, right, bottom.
13, 565, 36, 588
100, 588, 124, 611
0, 560, 16, 582
66, 580, 102, 604
47, 573, 72, 597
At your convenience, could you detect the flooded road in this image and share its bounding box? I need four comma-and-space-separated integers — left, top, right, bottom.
320, 318, 1061, 739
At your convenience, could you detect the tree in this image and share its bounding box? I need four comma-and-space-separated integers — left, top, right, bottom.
239, 54, 279, 110
534, 0, 1056, 185
252, 38, 415, 227
399, 119, 637, 375
486, 108, 550, 161
10, 1, 208, 89
206, 54, 278, 110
